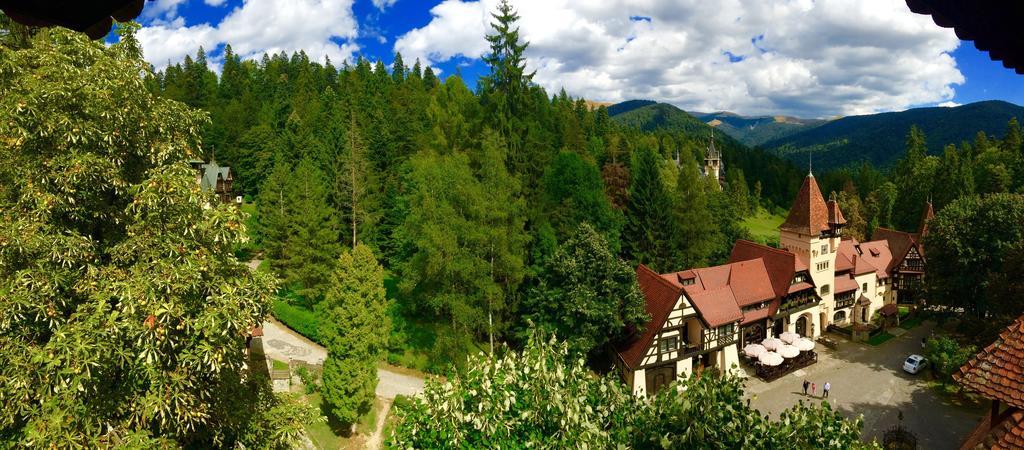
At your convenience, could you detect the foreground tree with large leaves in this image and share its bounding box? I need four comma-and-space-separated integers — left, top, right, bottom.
389, 334, 875, 449
0, 26, 316, 447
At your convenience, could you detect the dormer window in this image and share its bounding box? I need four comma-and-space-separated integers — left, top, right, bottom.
869, 248, 880, 257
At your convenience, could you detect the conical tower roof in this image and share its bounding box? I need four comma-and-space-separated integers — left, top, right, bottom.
918, 199, 935, 237
827, 192, 846, 226
780, 174, 831, 235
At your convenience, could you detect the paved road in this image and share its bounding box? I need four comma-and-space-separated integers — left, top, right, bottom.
261, 317, 425, 400
743, 322, 984, 449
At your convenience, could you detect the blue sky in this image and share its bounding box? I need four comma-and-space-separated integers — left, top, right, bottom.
124, 0, 1024, 118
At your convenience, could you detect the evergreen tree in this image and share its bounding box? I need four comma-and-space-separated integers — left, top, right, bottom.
335, 110, 374, 248
319, 244, 390, 426
727, 167, 751, 215
391, 52, 406, 83
540, 151, 623, 249
672, 149, 718, 268
256, 158, 292, 260
482, 0, 534, 118
622, 146, 678, 271
279, 158, 340, 301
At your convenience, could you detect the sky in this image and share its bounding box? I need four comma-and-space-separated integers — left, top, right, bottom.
120, 0, 1024, 119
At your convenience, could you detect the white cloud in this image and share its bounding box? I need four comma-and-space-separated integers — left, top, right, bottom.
394, 0, 964, 118
136, 0, 359, 70
372, 0, 398, 10
205, 0, 228, 6
938, 101, 960, 108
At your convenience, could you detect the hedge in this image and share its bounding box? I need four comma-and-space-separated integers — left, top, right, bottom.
272, 299, 320, 343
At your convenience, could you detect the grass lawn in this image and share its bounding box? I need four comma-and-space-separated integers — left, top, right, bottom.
741, 209, 785, 244
899, 316, 925, 330
925, 380, 985, 409
271, 359, 288, 371
866, 331, 896, 346
303, 394, 387, 449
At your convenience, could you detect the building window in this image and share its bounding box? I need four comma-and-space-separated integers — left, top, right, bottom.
659, 336, 678, 353
862, 282, 868, 292
833, 311, 847, 323
816, 261, 830, 271
821, 284, 830, 295
719, 323, 735, 335
821, 244, 828, 254
681, 278, 695, 286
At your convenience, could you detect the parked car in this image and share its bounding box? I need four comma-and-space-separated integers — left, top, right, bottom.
903, 354, 927, 374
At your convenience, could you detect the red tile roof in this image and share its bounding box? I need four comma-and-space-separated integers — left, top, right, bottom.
834, 274, 859, 293
872, 227, 922, 272
827, 192, 847, 226
729, 240, 796, 300
837, 239, 880, 276
959, 410, 1024, 450
741, 307, 772, 325
788, 282, 814, 294
616, 265, 681, 370
858, 239, 893, 278
780, 175, 831, 235
955, 316, 1024, 410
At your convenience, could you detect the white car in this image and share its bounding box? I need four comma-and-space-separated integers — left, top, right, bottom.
903, 354, 928, 374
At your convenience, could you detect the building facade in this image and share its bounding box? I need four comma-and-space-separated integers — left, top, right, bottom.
617, 172, 932, 395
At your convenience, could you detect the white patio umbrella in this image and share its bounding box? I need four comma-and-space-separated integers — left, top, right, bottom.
758, 351, 784, 366
779, 331, 801, 344
777, 344, 801, 358
743, 343, 767, 358
794, 337, 816, 352
761, 337, 783, 351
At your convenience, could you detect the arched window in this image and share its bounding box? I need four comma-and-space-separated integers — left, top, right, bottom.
833, 311, 847, 323
862, 307, 869, 323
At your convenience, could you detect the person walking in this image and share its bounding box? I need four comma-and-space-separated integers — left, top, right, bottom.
811, 382, 816, 397
823, 382, 831, 398
802, 380, 809, 395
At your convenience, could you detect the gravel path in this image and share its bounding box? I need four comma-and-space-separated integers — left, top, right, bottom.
261, 318, 425, 399
744, 321, 985, 449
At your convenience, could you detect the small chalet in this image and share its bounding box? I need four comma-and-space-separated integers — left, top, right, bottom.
955, 315, 1024, 449
617, 171, 935, 395
190, 159, 237, 203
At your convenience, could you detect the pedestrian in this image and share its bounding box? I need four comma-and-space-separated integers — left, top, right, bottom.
823, 382, 831, 398
802, 380, 809, 395
811, 382, 816, 397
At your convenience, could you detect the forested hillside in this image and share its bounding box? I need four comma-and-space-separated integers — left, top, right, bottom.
693, 111, 825, 147
764, 100, 1024, 170
138, 3, 788, 381
609, 101, 804, 209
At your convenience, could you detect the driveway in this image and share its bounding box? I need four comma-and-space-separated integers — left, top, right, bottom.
261, 317, 425, 399
743, 322, 985, 450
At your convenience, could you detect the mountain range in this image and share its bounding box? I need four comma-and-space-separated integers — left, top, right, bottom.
608, 100, 1024, 171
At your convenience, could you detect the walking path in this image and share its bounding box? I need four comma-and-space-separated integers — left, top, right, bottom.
743, 322, 984, 449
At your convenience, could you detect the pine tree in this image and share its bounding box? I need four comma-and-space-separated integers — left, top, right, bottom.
623, 146, 677, 271
279, 158, 340, 301
319, 244, 390, 426
482, 0, 534, 117
672, 149, 718, 268
256, 158, 292, 261
334, 109, 373, 248
391, 52, 406, 84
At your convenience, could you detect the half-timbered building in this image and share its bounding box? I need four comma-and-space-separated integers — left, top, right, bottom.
617, 172, 934, 395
